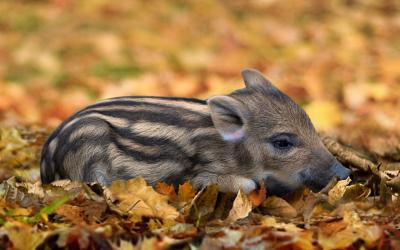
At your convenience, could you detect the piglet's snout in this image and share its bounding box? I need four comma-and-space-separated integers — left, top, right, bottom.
330, 161, 352, 180
298, 160, 352, 192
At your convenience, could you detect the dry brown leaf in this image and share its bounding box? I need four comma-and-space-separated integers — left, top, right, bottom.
318, 211, 383, 250
56, 204, 85, 225
109, 177, 179, 220
178, 182, 195, 203
156, 182, 177, 202
187, 184, 219, 224
342, 183, 371, 201
260, 196, 297, 218
248, 181, 267, 207
225, 189, 252, 223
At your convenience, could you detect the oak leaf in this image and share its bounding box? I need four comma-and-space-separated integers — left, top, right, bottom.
156, 182, 177, 202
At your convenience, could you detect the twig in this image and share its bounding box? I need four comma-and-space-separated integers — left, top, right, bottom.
322, 136, 374, 172
322, 136, 400, 194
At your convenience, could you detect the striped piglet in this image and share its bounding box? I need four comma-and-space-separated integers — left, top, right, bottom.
41, 69, 351, 195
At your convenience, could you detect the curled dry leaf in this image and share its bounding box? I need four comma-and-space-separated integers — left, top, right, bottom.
342, 183, 371, 201
328, 177, 351, 205
328, 177, 371, 205
225, 189, 252, 223
109, 177, 179, 220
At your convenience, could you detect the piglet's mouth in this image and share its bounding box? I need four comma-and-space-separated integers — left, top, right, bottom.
255, 176, 298, 197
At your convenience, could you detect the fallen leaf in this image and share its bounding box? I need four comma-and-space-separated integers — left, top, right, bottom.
258, 216, 315, 249
109, 177, 179, 220
248, 181, 267, 207
56, 204, 85, 225
318, 211, 383, 250
225, 189, 252, 223
342, 183, 371, 202
260, 196, 297, 218
187, 184, 219, 225
156, 182, 177, 201
328, 177, 351, 205
319, 219, 348, 236
178, 182, 195, 203
5, 224, 47, 250
260, 216, 302, 233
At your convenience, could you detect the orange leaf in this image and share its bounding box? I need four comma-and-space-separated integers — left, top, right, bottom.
156, 182, 177, 201
248, 181, 267, 207
178, 182, 195, 202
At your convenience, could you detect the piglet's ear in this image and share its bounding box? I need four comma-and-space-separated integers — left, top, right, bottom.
241, 68, 273, 90
208, 96, 246, 142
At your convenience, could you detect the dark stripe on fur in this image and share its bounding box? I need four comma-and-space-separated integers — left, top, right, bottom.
83, 109, 213, 129
109, 124, 212, 167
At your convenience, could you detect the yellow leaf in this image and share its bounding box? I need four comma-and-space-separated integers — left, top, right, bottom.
5, 225, 47, 250
328, 177, 351, 205
109, 177, 179, 220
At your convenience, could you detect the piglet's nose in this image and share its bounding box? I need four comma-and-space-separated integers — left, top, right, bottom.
330, 161, 352, 180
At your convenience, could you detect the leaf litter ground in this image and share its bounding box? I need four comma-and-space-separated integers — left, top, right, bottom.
0, 127, 399, 250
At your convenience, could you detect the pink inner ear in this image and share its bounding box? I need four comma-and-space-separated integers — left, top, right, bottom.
222, 128, 245, 142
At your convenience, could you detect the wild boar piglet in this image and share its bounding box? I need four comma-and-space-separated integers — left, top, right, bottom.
41, 69, 351, 195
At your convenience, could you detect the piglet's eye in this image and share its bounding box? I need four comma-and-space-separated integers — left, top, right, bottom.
268, 133, 297, 151
272, 139, 293, 150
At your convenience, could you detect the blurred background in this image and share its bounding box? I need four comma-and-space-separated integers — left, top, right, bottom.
0, 0, 399, 159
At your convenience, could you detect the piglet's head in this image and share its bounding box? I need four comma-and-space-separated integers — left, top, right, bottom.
208, 69, 351, 196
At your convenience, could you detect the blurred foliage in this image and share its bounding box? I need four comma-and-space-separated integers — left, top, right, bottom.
0, 0, 400, 157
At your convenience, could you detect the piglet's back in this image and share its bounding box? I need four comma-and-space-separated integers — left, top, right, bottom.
40, 96, 217, 186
